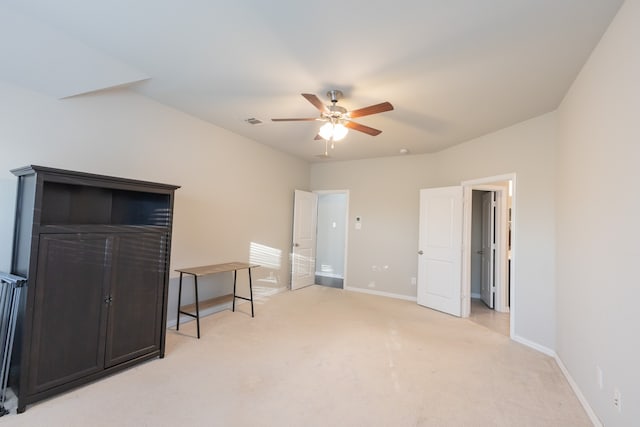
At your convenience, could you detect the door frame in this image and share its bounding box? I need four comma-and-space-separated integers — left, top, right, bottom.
313, 190, 350, 289
461, 174, 516, 338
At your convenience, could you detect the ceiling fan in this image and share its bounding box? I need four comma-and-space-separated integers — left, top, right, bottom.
271, 90, 394, 141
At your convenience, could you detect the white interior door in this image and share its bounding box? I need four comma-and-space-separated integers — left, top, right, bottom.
480, 192, 495, 308
291, 190, 318, 290
417, 186, 463, 316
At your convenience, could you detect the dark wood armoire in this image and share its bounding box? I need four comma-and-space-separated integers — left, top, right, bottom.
8, 165, 179, 413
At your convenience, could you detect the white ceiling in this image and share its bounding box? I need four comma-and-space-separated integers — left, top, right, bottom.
0, 0, 624, 162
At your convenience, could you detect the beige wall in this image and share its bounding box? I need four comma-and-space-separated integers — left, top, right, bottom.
556, 0, 640, 424
311, 155, 437, 299
0, 82, 310, 324
311, 112, 557, 350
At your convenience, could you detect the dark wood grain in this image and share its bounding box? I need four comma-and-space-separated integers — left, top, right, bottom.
8, 165, 179, 413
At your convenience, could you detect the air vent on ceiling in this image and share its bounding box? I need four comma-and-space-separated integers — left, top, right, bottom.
244, 117, 263, 125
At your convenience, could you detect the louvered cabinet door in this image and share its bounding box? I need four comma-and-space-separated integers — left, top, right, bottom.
104, 232, 166, 367
28, 234, 111, 394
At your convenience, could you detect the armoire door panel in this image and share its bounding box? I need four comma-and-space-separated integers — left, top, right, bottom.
29, 234, 111, 393
104, 233, 166, 367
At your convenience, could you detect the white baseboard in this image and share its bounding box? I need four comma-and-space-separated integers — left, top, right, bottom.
471, 292, 481, 299
345, 286, 417, 302
512, 335, 601, 427
554, 355, 602, 427
512, 334, 555, 357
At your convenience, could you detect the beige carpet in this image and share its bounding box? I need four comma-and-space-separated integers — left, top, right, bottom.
2, 285, 591, 426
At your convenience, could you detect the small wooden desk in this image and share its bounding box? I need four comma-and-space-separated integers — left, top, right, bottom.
175, 262, 259, 338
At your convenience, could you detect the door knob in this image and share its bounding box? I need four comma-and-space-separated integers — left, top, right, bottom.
294, 243, 300, 247
418, 250, 424, 255
476, 250, 484, 255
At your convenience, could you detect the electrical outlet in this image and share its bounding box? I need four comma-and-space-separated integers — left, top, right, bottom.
411, 277, 417, 285
613, 388, 622, 413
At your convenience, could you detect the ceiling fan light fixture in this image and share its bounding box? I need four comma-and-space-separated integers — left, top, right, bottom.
319, 121, 349, 141
319, 122, 334, 140
333, 123, 348, 141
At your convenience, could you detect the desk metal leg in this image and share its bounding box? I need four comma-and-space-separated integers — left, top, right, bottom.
231, 268, 255, 317
177, 273, 201, 338
248, 268, 254, 318
176, 272, 183, 331
194, 275, 200, 339
232, 270, 237, 312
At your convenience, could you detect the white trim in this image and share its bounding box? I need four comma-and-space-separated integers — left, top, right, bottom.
471, 292, 481, 299
511, 335, 602, 427
512, 334, 555, 357
345, 286, 417, 302
462, 173, 516, 186
554, 355, 603, 427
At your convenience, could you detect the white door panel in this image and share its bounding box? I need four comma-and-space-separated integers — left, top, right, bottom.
417, 186, 463, 316
291, 190, 317, 290
425, 260, 454, 298
480, 192, 495, 308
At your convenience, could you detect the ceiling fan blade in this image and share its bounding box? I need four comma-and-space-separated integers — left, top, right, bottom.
345, 120, 382, 136
271, 118, 319, 122
348, 102, 394, 118
302, 93, 328, 113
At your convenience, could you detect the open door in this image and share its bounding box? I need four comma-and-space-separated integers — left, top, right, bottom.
417, 186, 463, 316
291, 190, 317, 290
480, 192, 495, 308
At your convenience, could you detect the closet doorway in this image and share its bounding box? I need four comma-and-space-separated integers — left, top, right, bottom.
314, 191, 349, 289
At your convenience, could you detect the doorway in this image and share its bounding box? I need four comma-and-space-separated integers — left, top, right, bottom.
314, 191, 349, 289
462, 175, 514, 337
468, 190, 510, 336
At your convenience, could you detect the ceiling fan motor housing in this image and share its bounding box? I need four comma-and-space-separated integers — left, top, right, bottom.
327, 90, 344, 104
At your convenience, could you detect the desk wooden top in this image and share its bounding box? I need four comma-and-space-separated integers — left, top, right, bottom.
175, 262, 259, 276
